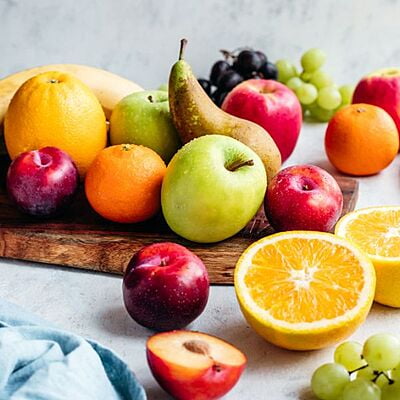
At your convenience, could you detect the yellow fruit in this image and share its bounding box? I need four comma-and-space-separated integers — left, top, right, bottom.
4, 71, 107, 176
0, 64, 143, 126
335, 206, 400, 307
234, 231, 375, 350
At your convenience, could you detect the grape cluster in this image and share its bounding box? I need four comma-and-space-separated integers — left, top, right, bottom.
276, 48, 354, 122
198, 48, 278, 106
311, 333, 400, 400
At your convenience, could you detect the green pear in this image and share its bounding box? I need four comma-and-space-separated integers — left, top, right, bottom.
168, 39, 281, 182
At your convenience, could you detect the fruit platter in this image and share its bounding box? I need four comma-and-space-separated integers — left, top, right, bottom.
2, 38, 400, 400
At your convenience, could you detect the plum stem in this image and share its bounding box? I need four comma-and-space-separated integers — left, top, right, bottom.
226, 159, 254, 172
179, 38, 188, 61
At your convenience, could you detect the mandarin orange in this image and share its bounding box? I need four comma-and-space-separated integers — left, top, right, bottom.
85, 144, 166, 223
325, 104, 398, 176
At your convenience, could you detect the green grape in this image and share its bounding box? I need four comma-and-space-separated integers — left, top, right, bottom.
300, 71, 312, 82
339, 85, 355, 105
317, 87, 342, 110
157, 83, 168, 92
334, 341, 366, 371
286, 77, 303, 91
342, 378, 381, 400
381, 381, 400, 400
311, 363, 349, 400
310, 70, 334, 89
301, 48, 327, 72
357, 366, 389, 388
308, 103, 335, 122
276, 59, 297, 83
391, 364, 400, 381
296, 83, 318, 105
363, 333, 400, 371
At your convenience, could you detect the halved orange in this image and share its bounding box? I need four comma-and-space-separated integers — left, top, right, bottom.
335, 206, 400, 307
234, 231, 375, 350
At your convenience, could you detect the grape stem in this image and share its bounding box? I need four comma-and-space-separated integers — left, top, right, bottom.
373, 371, 394, 385
348, 364, 368, 375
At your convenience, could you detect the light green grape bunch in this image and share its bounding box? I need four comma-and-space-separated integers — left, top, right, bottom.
311, 333, 400, 400
275, 48, 355, 123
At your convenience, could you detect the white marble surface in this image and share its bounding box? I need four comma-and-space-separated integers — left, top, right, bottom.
1, 0, 400, 88
2, 124, 400, 400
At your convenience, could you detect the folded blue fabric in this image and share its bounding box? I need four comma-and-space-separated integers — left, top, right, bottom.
0, 300, 146, 400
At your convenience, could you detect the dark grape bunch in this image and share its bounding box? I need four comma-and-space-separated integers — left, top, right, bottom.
198, 48, 278, 106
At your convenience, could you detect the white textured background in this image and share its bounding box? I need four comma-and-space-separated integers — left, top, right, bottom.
1, 0, 399, 88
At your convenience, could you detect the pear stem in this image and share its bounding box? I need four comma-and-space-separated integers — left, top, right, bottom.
226, 159, 254, 172
179, 38, 188, 61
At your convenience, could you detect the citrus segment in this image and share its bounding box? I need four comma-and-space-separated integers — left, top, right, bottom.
234, 231, 375, 350
335, 206, 400, 307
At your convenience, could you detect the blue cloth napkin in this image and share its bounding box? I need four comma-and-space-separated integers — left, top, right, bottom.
0, 300, 146, 400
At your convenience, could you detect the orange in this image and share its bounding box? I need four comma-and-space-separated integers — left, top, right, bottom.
336, 206, 400, 308
234, 231, 375, 350
85, 144, 166, 223
325, 103, 399, 176
4, 71, 107, 176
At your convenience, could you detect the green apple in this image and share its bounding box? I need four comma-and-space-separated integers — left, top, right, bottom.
110, 90, 180, 162
161, 135, 267, 243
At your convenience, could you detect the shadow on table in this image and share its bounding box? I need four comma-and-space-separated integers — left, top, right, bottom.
144, 386, 173, 400
96, 305, 150, 339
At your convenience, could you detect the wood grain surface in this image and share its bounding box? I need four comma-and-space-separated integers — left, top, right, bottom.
0, 156, 359, 284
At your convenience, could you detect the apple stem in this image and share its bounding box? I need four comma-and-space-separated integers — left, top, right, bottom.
179, 38, 188, 61
148, 95, 154, 103
226, 159, 254, 172
160, 258, 167, 266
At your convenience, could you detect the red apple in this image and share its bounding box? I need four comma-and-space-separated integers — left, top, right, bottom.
122, 242, 209, 331
221, 79, 302, 162
265, 165, 343, 232
147, 330, 246, 400
353, 68, 400, 137
6, 146, 79, 217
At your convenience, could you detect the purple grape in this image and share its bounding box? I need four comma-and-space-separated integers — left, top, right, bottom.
210, 61, 231, 85
259, 62, 278, 80
218, 70, 243, 92
198, 79, 212, 95
236, 50, 263, 74
256, 51, 268, 66
213, 89, 228, 107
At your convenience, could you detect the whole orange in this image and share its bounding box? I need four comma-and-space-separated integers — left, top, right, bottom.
325, 104, 399, 176
85, 144, 166, 223
4, 71, 107, 177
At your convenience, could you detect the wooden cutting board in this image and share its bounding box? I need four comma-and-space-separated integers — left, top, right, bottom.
0, 156, 359, 284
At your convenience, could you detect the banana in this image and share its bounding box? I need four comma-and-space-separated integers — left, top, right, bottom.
0, 64, 143, 128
